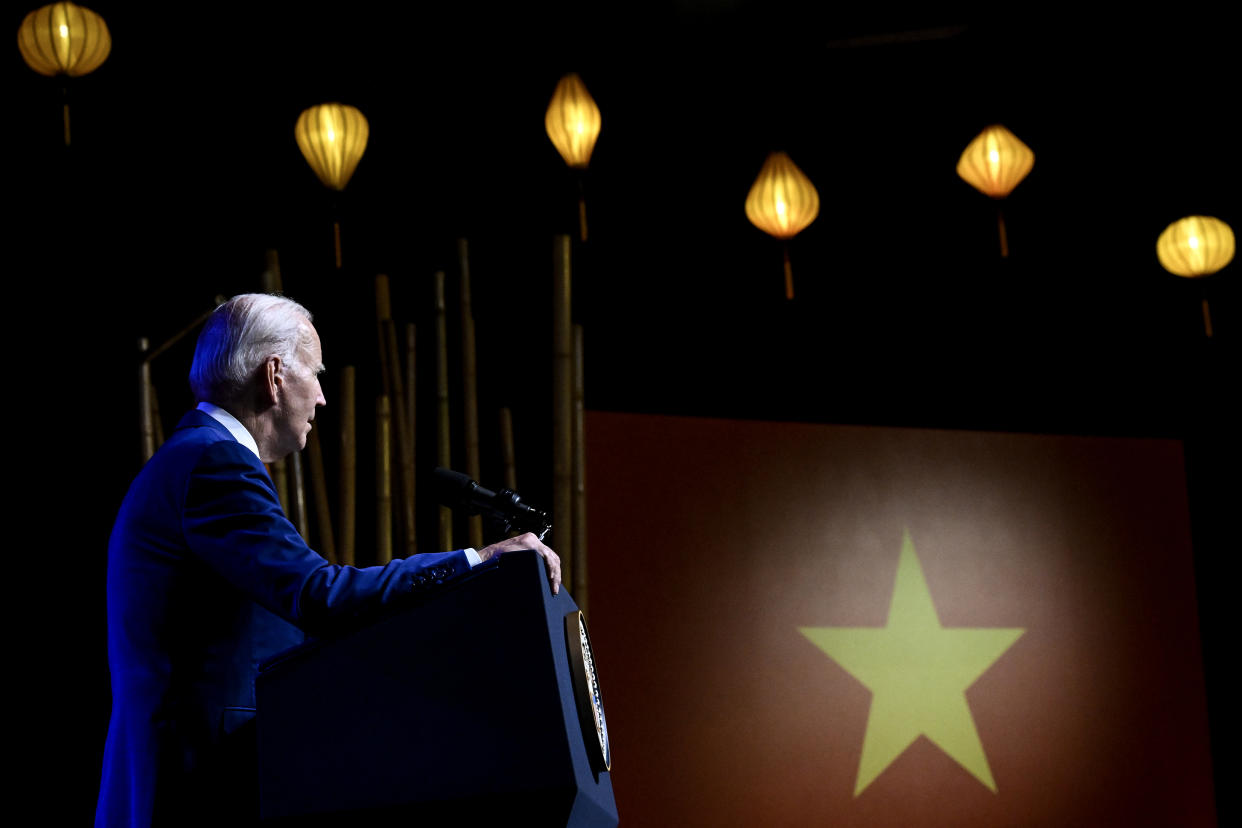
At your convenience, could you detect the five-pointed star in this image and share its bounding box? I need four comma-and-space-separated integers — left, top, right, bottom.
800, 530, 1024, 795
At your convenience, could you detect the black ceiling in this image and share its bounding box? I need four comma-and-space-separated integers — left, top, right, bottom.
14, 2, 1237, 437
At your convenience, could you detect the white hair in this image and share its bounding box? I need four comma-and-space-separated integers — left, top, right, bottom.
188, 293, 313, 404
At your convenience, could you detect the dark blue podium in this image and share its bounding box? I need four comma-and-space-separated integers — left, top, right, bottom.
256, 550, 617, 826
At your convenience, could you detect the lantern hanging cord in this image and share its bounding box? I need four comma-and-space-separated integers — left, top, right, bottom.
329, 191, 343, 270
576, 172, 588, 243
997, 204, 1009, 258
1198, 281, 1214, 339
783, 244, 794, 300
61, 81, 71, 147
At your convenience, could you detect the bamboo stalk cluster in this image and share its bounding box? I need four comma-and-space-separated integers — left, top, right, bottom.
136, 234, 592, 608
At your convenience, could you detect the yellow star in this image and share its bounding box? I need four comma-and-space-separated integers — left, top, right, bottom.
800, 530, 1024, 795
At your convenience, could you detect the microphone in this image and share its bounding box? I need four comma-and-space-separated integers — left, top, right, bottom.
432, 467, 552, 541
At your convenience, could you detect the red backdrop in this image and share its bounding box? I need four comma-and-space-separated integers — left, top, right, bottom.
585, 412, 1214, 827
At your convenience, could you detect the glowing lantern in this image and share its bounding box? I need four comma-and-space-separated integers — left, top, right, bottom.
956, 125, 1034, 257
1156, 216, 1234, 278
545, 73, 602, 241
545, 73, 601, 169
17, 2, 110, 77
1157, 215, 1234, 338
956, 125, 1034, 198
745, 151, 820, 299
295, 103, 369, 269
295, 103, 370, 191
17, 2, 111, 146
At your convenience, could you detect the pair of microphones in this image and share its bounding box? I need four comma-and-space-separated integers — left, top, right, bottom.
431, 467, 552, 541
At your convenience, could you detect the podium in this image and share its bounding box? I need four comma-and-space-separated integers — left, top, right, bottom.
256, 550, 618, 826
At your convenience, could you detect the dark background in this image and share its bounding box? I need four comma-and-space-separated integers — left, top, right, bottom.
11, 1, 1235, 821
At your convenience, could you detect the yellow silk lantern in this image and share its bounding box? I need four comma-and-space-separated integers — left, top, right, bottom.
1157, 215, 1234, 338
545, 73, 601, 169
295, 103, 370, 192
956, 125, 1034, 257
295, 103, 369, 269
956, 125, 1034, 198
17, 2, 110, 77
546, 73, 601, 241
17, 2, 111, 146
1156, 216, 1234, 278
745, 152, 820, 299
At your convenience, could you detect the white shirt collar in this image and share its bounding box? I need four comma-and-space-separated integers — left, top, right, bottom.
197, 401, 261, 460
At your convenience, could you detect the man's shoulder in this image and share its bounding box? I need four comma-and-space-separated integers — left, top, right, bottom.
174, 408, 233, 437
138, 411, 252, 476
158, 409, 240, 452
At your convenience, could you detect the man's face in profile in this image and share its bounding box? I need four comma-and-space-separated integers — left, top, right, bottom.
272, 322, 326, 459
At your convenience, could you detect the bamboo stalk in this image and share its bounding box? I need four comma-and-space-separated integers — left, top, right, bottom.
261, 249, 283, 294
406, 322, 417, 555
459, 239, 483, 549
435, 271, 453, 551
139, 299, 223, 464
375, 275, 394, 392
499, 407, 517, 491
149, 376, 164, 450
406, 323, 417, 451
376, 395, 393, 564
142, 300, 221, 364
553, 235, 573, 576
306, 426, 336, 564
272, 459, 289, 514
376, 274, 416, 556
339, 365, 357, 567
139, 338, 155, 463
288, 450, 308, 538
572, 324, 588, 614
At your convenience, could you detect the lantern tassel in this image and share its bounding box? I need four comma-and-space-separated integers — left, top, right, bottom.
1202, 298, 1214, 339
783, 245, 794, 300
997, 206, 1009, 258
333, 220, 343, 270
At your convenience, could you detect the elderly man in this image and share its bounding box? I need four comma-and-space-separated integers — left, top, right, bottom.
96, 294, 560, 827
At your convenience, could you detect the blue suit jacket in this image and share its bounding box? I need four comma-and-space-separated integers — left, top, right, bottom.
96, 410, 472, 827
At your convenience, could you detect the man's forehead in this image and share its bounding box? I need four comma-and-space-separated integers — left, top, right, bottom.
299, 322, 324, 369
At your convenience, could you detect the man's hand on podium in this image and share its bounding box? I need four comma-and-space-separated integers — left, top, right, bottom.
477, 532, 562, 595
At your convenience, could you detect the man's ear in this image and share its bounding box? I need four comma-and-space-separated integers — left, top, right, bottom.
263, 355, 284, 404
